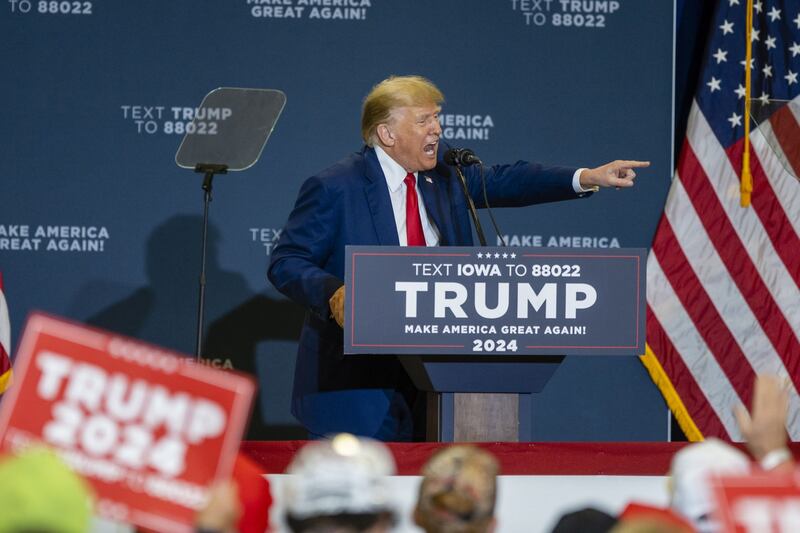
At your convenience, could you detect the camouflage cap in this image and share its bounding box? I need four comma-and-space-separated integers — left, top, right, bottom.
415, 445, 499, 532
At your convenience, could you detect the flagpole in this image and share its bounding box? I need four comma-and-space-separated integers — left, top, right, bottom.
741, 0, 754, 207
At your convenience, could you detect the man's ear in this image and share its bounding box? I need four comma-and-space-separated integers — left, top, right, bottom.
376, 123, 394, 147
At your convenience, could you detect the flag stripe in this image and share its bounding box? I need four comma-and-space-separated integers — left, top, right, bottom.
644, 309, 725, 440
770, 102, 800, 178
662, 169, 800, 438
652, 210, 755, 414
683, 127, 800, 364
0, 277, 8, 358
687, 104, 800, 326
0, 273, 10, 394
733, 140, 800, 284
646, 251, 742, 439
750, 120, 800, 241
0, 341, 9, 371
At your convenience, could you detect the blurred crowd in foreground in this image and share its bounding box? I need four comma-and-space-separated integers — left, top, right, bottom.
0, 375, 795, 533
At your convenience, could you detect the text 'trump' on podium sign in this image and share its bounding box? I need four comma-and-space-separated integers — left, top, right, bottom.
344, 246, 646, 356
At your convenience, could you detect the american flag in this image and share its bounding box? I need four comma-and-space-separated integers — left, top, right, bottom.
0, 273, 11, 395
644, 0, 800, 441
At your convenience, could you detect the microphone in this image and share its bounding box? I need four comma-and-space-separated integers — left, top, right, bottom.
444, 148, 481, 166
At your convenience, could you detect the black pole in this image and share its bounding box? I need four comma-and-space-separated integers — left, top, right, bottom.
194, 164, 227, 360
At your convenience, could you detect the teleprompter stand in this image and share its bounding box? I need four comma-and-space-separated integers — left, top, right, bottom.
175, 88, 286, 359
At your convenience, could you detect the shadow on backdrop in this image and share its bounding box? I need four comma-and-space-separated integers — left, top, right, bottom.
83, 214, 306, 440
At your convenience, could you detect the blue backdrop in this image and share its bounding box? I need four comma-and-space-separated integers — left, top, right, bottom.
2, 0, 675, 440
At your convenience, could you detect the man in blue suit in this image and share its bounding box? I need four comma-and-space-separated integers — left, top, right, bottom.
268, 75, 648, 441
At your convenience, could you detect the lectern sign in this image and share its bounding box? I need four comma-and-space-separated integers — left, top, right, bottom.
344, 246, 646, 356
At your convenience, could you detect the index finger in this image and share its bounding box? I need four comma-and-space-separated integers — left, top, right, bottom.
619, 160, 651, 168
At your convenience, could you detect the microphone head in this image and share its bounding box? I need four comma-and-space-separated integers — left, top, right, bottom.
444, 148, 480, 166
460, 149, 479, 165
443, 148, 460, 166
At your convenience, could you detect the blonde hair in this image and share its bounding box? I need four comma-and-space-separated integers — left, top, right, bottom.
361, 75, 445, 146
414, 445, 499, 533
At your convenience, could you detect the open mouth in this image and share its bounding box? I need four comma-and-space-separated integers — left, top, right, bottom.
423, 142, 438, 156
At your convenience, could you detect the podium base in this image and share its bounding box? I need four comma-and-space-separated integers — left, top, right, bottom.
402, 355, 561, 442
429, 392, 532, 442
454, 393, 519, 441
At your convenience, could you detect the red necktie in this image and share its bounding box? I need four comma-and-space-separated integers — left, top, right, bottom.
404, 173, 426, 246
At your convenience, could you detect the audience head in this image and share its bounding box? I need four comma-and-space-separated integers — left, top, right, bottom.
669, 438, 750, 532
414, 445, 499, 533
550, 506, 617, 533
0, 447, 94, 533
283, 433, 397, 533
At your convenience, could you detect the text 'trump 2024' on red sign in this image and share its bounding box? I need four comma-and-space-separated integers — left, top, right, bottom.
0, 313, 255, 532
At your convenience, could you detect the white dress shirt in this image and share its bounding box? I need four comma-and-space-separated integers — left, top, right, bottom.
375, 145, 440, 246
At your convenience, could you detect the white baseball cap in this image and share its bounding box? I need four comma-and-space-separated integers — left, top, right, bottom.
669, 438, 751, 532
284, 433, 397, 520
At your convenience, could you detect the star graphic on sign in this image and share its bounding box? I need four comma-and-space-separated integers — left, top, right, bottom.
720, 20, 735, 35
477, 252, 483, 258
765, 36, 777, 50
707, 77, 722, 92
728, 112, 743, 127
735, 84, 746, 98
762, 64, 773, 78
740, 58, 755, 70
791, 41, 800, 57
758, 92, 771, 105
494, 253, 500, 259
510, 253, 517, 259
795, 12, 800, 29
753, 1, 762, 13
729, 0, 739, 6
751, 28, 760, 42
502, 252, 508, 258
713, 48, 728, 63
767, 6, 781, 22
785, 71, 798, 85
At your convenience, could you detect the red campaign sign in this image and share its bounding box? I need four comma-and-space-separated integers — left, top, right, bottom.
713, 472, 800, 533
0, 313, 255, 532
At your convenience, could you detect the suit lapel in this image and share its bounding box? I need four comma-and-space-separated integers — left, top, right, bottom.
363, 147, 400, 246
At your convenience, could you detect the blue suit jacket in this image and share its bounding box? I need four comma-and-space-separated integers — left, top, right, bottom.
268, 144, 591, 437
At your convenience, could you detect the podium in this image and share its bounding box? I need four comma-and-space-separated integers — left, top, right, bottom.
401, 355, 563, 441
344, 245, 647, 442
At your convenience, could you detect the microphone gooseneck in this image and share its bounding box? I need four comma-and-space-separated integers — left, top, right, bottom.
442, 146, 507, 247
444, 147, 487, 246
